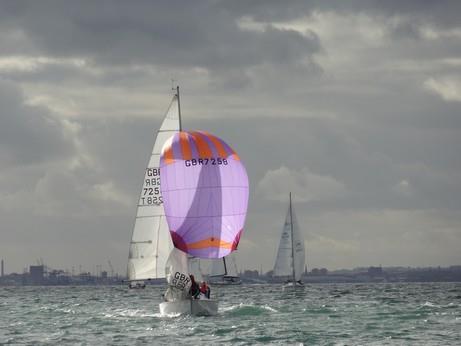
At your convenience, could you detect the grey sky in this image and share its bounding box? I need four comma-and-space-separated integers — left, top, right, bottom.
0, 1, 460, 275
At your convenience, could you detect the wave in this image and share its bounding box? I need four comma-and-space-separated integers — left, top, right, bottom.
420, 301, 438, 308
221, 303, 278, 316
102, 308, 158, 319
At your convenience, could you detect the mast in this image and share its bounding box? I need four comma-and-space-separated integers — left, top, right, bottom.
223, 257, 228, 276
289, 192, 296, 284
176, 86, 182, 131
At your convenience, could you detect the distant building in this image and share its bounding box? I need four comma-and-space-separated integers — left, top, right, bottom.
310, 268, 328, 275
243, 269, 259, 278
368, 266, 383, 276
30, 265, 45, 284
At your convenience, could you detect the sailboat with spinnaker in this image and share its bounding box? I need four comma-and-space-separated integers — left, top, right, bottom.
159, 129, 249, 315
127, 87, 249, 315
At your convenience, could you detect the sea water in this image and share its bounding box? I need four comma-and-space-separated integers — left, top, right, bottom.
1, 283, 460, 345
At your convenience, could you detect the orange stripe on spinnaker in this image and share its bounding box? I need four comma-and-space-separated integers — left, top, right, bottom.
230, 151, 240, 161
186, 237, 233, 250
223, 139, 240, 161
190, 131, 212, 158
163, 144, 175, 165
179, 132, 192, 160
200, 131, 229, 159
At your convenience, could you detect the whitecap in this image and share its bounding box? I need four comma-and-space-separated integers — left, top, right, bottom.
220, 302, 278, 313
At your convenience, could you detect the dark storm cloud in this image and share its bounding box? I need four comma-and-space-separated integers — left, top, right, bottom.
79, 116, 162, 194
0, 0, 321, 71
223, 0, 461, 29
0, 80, 74, 165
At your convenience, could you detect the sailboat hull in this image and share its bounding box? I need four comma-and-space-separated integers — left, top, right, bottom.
159, 299, 218, 316
282, 281, 305, 290
211, 281, 242, 286
210, 277, 242, 285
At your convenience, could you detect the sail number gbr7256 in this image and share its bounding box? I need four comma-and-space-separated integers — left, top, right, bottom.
185, 157, 228, 167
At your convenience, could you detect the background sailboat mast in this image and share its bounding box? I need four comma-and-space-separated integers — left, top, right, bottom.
176, 86, 182, 131
223, 257, 228, 276
289, 192, 296, 284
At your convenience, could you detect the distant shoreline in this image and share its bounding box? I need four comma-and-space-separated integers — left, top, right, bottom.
1, 265, 460, 286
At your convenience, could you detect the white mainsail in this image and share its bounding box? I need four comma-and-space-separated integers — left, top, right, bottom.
127, 93, 180, 281
273, 193, 305, 282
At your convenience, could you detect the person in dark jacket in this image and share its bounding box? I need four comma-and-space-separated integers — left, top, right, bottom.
189, 275, 200, 299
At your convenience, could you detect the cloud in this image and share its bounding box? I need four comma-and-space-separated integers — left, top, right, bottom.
392, 179, 412, 196
89, 182, 131, 208
0, 80, 74, 165
304, 208, 461, 269
424, 77, 461, 102
0, 56, 86, 74
225, 0, 461, 30
0, 79, 134, 219
32, 169, 131, 217
0, 1, 321, 74
257, 166, 346, 203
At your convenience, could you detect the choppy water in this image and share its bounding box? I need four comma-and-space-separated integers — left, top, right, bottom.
1, 283, 460, 345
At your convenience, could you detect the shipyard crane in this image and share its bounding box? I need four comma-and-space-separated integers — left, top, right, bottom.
107, 260, 114, 278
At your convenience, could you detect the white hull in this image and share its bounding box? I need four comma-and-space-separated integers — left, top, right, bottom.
159, 299, 218, 316
209, 276, 242, 286
282, 281, 305, 290
128, 281, 146, 289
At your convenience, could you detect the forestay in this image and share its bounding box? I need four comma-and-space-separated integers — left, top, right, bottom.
127, 95, 180, 281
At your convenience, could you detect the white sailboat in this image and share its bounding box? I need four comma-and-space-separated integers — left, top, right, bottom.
158, 121, 248, 314
127, 87, 219, 316
209, 254, 242, 285
273, 192, 306, 288
126, 87, 181, 289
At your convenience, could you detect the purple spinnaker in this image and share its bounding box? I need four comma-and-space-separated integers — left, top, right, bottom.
160, 131, 249, 259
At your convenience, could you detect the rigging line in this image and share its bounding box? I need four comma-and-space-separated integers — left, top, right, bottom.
154, 214, 163, 278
